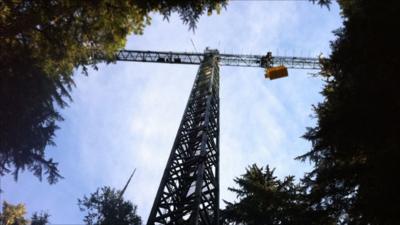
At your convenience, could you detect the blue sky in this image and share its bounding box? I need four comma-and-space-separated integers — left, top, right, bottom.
1, 1, 342, 224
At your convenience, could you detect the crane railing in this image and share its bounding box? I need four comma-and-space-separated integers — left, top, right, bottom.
115, 50, 320, 70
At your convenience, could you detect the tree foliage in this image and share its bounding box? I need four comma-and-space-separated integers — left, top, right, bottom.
298, 0, 400, 224
0, 0, 227, 183
0, 202, 28, 225
30, 212, 50, 225
310, 0, 332, 8
223, 164, 314, 225
78, 186, 141, 225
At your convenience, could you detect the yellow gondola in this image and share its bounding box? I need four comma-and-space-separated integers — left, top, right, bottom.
265, 65, 288, 80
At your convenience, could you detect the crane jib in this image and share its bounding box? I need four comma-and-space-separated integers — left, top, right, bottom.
115, 50, 321, 70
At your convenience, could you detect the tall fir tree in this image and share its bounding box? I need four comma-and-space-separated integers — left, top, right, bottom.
78, 186, 141, 225
298, 0, 400, 224
223, 164, 314, 225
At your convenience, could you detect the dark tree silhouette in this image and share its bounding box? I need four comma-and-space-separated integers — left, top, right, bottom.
30, 212, 50, 225
298, 0, 400, 224
0, 0, 227, 183
223, 164, 315, 225
78, 186, 141, 225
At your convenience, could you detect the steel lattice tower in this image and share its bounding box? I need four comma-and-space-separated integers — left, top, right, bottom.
147, 50, 220, 225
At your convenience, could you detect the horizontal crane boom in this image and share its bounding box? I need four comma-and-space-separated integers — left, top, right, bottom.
115, 50, 320, 70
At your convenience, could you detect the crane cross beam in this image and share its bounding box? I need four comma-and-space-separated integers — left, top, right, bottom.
115, 50, 321, 70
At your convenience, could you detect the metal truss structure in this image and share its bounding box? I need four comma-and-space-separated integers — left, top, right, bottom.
112, 48, 320, 225
147, 50, 220, 225
115, 49, 320, 70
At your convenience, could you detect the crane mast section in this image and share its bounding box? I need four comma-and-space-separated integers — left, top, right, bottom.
147, 53, 220, 225
116, 50, 320, 70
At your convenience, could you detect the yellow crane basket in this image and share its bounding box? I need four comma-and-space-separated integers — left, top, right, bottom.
265, 66, 288, 80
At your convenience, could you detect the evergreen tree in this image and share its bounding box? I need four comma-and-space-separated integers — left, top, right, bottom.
0, 0, 227, 183
78, 186, 141, 225
0, 202, 28, 225
30, 212, 50, 225
298, 0, 400, 224
223, 164, 312, 225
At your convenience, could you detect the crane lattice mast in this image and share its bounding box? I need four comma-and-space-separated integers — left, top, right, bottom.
115, 48, 320, 225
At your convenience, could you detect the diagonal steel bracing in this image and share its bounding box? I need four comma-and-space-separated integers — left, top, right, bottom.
147, 50, 220, 225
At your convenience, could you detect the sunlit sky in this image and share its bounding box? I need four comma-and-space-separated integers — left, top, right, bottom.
2, 1, 342, 224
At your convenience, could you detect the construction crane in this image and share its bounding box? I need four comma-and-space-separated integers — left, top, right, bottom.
114, 48, 320, 225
